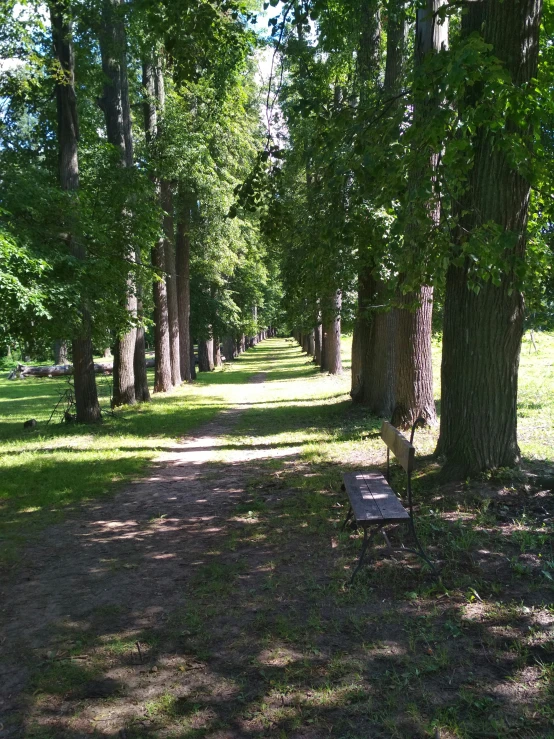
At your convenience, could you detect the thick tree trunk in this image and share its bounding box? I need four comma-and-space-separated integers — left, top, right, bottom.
391, 287, 435, 428
223, 336, 235, 362
53, 340, 68, 365
322, 291, 342, 375
99, 0, 137, 407
198, 338, 214, 372
176, 191, 192, 381
437, 0, 542, 476
161, 180, 181, 386
50, 4, 101, 423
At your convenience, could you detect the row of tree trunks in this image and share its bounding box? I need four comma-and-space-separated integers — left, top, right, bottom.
50, 3, 101, 423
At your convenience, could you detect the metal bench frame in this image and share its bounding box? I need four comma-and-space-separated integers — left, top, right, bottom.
342, 418, 436, 583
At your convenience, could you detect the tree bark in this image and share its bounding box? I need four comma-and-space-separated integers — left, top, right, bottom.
391, 287, 435, 428
99, 0, 136, 407
437, 0, 542, 476
223, 336, 235, 361
198, 338, 214, 372
176, 190, 192, 381
314, 322, 322, 365
53, 340, 68, 365
213, 338, 222, 367
152, 232, 172, 392
322, 291, 342, 375
307, 330, 315, 358
50, 3, 101, 423
161, 180, 181, 386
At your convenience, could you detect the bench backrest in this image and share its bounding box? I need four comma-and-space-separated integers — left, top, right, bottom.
380, 421, 415, 474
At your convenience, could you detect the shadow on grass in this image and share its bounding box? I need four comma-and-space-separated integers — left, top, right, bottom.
6, 449, 553, 738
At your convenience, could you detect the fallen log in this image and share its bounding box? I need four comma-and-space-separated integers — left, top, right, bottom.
12, 358, 155, 378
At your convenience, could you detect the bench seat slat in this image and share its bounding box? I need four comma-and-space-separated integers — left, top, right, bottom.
343, 472, 410, 523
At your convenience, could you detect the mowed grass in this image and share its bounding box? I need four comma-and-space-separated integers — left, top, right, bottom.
2, 335, 554, 738
0, 347, 272, 565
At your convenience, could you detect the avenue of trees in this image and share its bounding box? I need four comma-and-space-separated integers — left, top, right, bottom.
251, 0, 553, 478
2, 0, 554, 480
0, 0, 281, 419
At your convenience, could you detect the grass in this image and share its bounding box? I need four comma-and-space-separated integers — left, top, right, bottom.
2, 334, 554, 738
0, 348, 271, 565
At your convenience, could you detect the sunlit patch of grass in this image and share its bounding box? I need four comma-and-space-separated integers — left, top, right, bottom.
0, 353, 268, 564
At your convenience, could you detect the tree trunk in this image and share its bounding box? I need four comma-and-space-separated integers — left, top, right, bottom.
134, 320, 151, 401
190, 331, 197, 380
176, 190, 192, 381
50, 3, 101, 423
53, 340, 68, 365
436, 0, 542, 476
99, 0, 136, 407
213, 338, 222, 367
322, 291, 342, 375
391, 287, 435, 428
314, 323, 322, 365
223, 336, 235, 361
143, 61, 172, 394
198, 338, 214, 372
152, 232, 172, 393
307, 330, 315, 358
161, 180, 181, 386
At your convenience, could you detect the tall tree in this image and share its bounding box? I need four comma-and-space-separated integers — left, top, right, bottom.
98, 0, 137, 406
161, 179, 181, 385
390, 0, 446, 429
351, 0, 406, 417
437, 0, 543, 475
50, 0, 101, 423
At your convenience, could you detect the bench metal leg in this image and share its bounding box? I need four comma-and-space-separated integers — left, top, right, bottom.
380, 523, 438, 576
408, 518, 437, 574
350, 523, 384, 584
341, 505, 355, 532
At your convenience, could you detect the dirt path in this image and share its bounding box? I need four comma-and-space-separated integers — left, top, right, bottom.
1, 366, 302, 737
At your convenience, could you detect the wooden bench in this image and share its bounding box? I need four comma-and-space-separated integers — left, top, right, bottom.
341, 419, 436, 583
